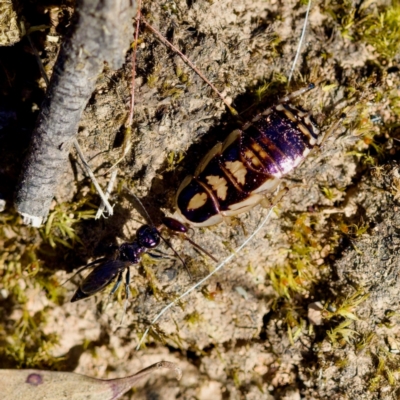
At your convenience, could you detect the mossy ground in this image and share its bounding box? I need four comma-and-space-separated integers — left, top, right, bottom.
0, 0, 400, 398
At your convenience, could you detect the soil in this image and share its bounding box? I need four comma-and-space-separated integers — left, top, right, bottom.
1, 0, 400, 399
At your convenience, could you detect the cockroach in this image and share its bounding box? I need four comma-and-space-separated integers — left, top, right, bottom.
175, 83, 321, 227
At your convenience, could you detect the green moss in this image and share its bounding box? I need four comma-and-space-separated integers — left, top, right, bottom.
161, 81, 184, 99
0, 194, 99, 368
361, 1, 400, 60
326, 320, 358, 346
325, 0, 400, 61
1, 309, 60, 368
368, 349, 400, 391
40, 200, 97, 250
269, 263, 308, 299
184, 311, 202, 326
321, 186, 336, 201
323, 290, 369, 321
355, 332, 376, 352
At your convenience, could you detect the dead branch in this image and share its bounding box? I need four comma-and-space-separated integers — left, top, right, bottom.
15, 0, 136, 226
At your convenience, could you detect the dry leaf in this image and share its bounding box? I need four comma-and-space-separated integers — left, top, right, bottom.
0, 361, 181, 400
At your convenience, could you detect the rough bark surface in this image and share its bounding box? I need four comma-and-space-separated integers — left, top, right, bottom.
15, 0, 136, 225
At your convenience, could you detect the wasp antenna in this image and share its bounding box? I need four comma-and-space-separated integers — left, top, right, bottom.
159, 234, 192, 280
122, 185, 155, 226
116, 268, 131, 329
183, 235, 218, 263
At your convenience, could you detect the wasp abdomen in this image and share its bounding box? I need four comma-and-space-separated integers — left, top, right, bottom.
176, 99, 320, 227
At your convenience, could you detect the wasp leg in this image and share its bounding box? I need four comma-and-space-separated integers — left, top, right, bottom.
110, 272, 123, 296
101, 271, 123, 314
147, 250, 175, 260
119, 267, 131, 327
124, 267, 130, 300
158, 234, 193, 280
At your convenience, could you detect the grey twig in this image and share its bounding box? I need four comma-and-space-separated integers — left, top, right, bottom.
15, 0, 136, 226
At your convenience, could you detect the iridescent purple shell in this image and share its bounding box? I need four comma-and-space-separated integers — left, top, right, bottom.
176, 102, 320, 226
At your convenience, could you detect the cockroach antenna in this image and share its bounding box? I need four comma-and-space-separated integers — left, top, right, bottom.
288, 0, 312, 84
140, 14, 238, 117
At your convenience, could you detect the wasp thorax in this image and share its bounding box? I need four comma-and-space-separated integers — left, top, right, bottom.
119, 242, 145, 263
136, 225, 161, 248
176, 96, 320, 227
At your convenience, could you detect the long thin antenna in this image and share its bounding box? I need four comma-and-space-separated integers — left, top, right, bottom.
288, 0, 312, 84
122, 185, 155, 226
127, 0, 142, 128
159, 234, 193, 280
136, 207, 274, 350
183, 235, 218, 263
140, 15, 238, 116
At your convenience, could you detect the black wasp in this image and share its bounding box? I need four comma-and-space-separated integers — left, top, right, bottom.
71, 197, 216, 302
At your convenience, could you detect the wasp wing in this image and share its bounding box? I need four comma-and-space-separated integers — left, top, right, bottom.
81, 259, 129, 294
71, 260, 130, 302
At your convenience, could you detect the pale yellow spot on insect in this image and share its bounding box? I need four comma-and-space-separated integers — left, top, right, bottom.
206, 175, 228, 200
251, 142, 262, 152
225, 161, 247, 185
298, 122, 313, 141
244, 149, 261, 167
187, 192, 207, 210
251, 142, 270, 160
282, 108, 297, 123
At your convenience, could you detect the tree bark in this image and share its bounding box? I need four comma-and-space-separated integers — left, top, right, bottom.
15, 0, 136, 226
